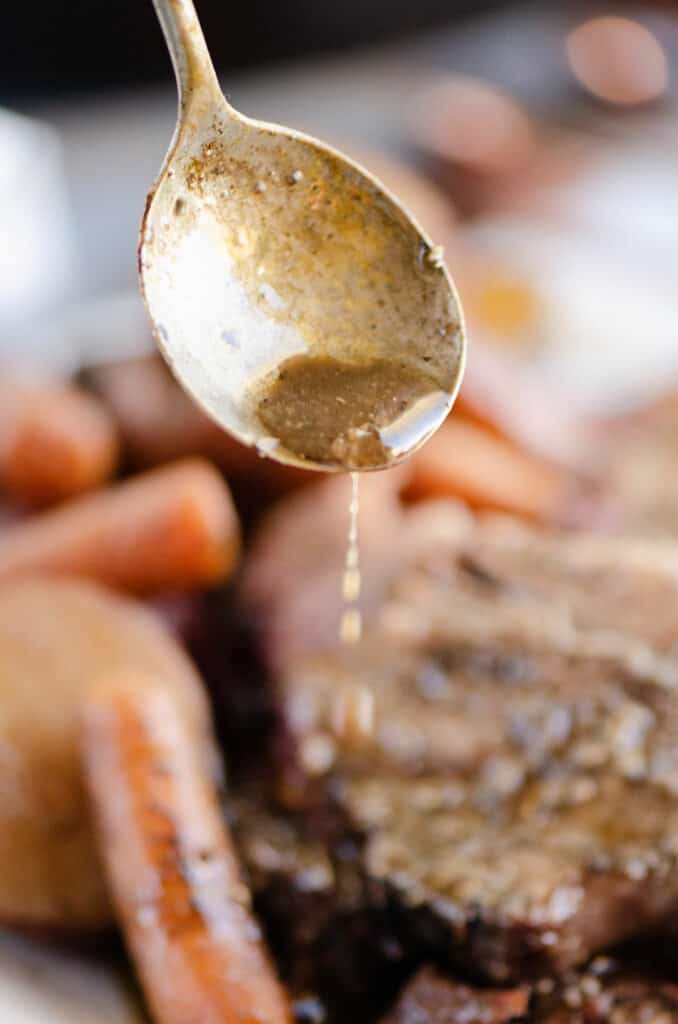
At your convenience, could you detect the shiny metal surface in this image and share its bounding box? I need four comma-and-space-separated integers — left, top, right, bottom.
140, 0, 465, 471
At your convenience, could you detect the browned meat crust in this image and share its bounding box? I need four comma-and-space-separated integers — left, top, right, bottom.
244, 480, 678, 675
381, 967, 527, 1023
236, 498, 678, 996
532, 957, 678, 1022
381, 961, 678, 1024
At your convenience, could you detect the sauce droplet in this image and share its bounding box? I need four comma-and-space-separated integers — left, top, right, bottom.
339, 606, 362, 645
331, 684, 375, 745
339, 473, 362, 644
342, 568, 361, 603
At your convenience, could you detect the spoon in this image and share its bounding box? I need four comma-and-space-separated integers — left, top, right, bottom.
140, 0, 466, 472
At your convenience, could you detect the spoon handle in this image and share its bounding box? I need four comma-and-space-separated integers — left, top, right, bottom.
152, 0, 222, 112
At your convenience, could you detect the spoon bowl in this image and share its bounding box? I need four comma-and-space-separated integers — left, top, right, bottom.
140, 0, 466, 471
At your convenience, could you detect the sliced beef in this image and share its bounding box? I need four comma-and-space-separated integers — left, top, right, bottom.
380, 967, 527, 1023
231, 787, 411, 1023
535, 981, 678, 1022
268, 629, 678, 982
282, 634, 676, 778
597, 391, 678, 540
233, 636, 678, 996
380, 512, 678, 664
380, 961, 678, 1024
244, 478, 678, 676
236, 489, 678, 1000
531, 957, 678, 1022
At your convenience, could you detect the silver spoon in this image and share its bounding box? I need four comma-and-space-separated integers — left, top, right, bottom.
140, 0, 466, 472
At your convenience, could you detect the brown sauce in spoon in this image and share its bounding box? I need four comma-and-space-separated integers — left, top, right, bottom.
256, 353, 442, 468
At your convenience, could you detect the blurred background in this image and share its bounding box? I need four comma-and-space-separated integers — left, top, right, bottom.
2, 0, 678, 414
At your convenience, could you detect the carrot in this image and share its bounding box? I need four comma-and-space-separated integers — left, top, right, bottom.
454, 341, 589, 470
82, 678, 293, 1024
405, 417, 568, 522
0, 458, 239, 593
85, 356, 237, 469
0, 376, 119, 506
